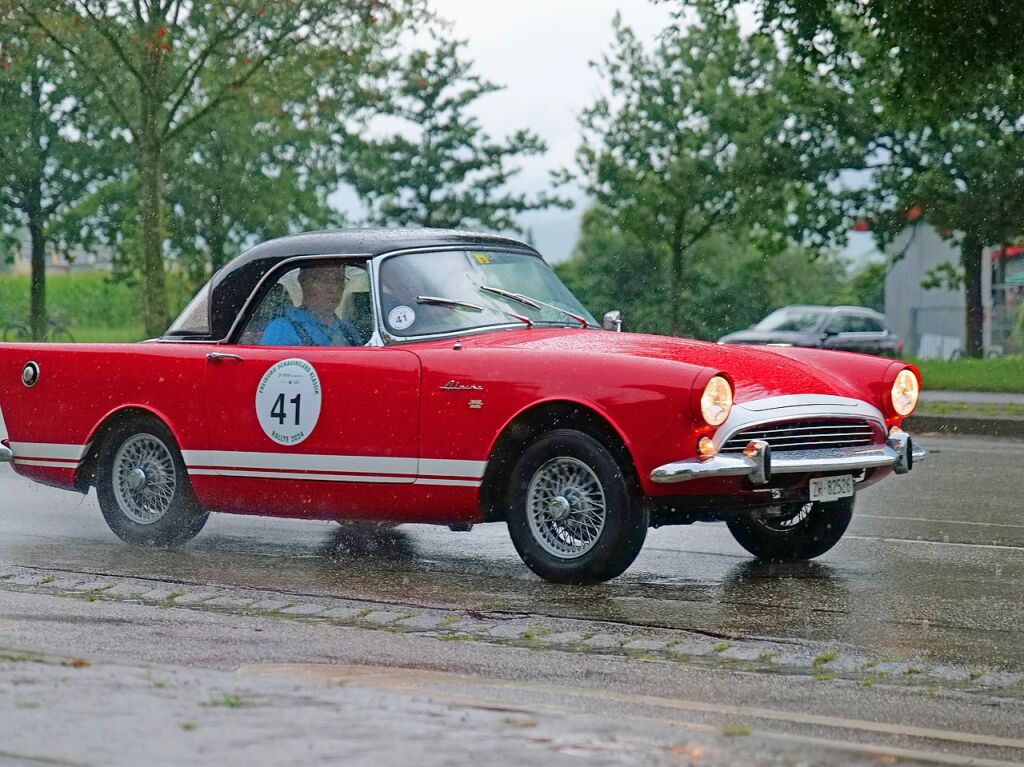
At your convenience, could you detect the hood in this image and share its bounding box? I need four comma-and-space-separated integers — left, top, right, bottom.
460, 328, 875, 403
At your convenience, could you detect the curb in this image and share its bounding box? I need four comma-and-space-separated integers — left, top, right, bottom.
4, 564, 1022, 698
905, 414, 1024, 438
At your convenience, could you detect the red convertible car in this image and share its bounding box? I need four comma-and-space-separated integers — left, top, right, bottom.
0, 229, 924, 583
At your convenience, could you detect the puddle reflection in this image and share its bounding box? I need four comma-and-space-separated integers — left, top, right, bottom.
319, 522, 417, 561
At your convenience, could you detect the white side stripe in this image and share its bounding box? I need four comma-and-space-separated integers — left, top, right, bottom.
182, 450, 418, 476
182, 450, 487, 480
9, 442, 87, 461
187, 468, 484, 487
12, 459, 79, 470
419, 458, 487, 479
6, 441, 486, 486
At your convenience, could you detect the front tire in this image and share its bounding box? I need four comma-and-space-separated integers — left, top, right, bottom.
726, 497, 854, 562
506, 429, 648, 584
95, 416, 208, 547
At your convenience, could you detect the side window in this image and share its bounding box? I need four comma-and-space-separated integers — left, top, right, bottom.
827, 315, 884, 334
237, 261, 373, 347
825, 315, 854, 334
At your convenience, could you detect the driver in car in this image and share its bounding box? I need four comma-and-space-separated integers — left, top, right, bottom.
260, 264, 365, 347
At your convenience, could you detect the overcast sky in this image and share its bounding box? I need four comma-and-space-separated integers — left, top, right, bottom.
335, 2, 674, 262
341, 1, 878, 264
430, 1, 673, 198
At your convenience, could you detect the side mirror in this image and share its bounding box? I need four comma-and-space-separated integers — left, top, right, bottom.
602, 310, 623, 332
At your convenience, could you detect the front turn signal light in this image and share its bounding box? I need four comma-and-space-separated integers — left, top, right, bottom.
697, 436, 717, 459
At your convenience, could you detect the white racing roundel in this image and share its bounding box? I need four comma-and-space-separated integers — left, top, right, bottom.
388, 305, 416, 331
255, 358, 322, 446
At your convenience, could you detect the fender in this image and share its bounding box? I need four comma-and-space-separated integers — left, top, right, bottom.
484, 394, 640, 472
76, 403, 188, 489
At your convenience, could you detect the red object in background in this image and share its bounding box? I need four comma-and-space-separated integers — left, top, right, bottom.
906, 205, 922, 221
991, 245, 1024, 261
852, 219, 870, 232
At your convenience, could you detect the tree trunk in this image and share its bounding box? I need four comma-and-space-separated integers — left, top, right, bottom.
27, 65, 47, 342
668, 216, 685, 336
210, 222, 227, 273
961, 233, 985, 358
27, 220, 46, 341
138, 119, 168, 337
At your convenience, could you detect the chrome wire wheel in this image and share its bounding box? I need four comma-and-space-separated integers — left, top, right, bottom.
111, 434, 177, 525
760, 502, 813, 532
526, 456, 607, 559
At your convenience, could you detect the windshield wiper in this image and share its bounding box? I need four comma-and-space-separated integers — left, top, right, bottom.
479, 285, 590, 328
416, 296, 533, 327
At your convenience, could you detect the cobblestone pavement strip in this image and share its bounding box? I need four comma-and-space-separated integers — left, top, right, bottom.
1, 563, 1021, 701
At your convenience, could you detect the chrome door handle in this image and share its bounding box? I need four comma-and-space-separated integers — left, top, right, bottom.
206, 352, 244, 363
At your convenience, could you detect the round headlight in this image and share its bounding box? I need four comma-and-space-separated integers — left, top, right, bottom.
891, 369, 920, 416
700, 375, 733, 426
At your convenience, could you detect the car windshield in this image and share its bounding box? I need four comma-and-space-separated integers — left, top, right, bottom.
378, 250, 597, 338
754, 309, 828, 333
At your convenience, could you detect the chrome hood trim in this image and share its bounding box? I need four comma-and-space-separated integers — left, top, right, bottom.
713, 395, 886, 449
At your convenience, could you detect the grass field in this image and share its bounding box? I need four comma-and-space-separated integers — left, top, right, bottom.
69, 326, 148, 343
911, 356, 1024, 393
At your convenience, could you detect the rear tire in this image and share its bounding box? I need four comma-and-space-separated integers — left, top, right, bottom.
506, 429, 648, 584
95, 416, 208, 547
726, 497, 854, 562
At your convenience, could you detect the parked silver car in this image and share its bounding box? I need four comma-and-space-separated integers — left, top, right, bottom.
718, 305, 903, 356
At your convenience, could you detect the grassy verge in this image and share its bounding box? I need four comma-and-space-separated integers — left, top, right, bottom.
910, 356, 1024, 393
916, 401, 1024, 418
69, 325, 147, 343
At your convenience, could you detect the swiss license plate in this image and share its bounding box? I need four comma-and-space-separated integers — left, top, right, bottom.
809, 474, 854, 503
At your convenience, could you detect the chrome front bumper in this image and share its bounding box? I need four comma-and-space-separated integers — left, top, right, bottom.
650, 432, 925, 485
0, 445, 12, 463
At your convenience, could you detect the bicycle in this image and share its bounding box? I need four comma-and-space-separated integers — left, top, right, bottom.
2, 316, 75, 343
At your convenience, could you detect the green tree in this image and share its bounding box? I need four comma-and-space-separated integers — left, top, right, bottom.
165, 91, 343, 284
724, 0, 1024, 356
842, 261, 887, 313
0, 13, 116, 339
568, 9, 799, 335
342, 36, 567, 231
745, 0, 1024, 107
21, 0, 420, 336
558, 206, 847, 339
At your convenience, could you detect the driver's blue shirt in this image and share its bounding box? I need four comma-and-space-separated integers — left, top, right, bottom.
260, 307, 364, 347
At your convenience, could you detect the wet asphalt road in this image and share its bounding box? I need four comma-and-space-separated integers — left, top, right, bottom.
1, 433, 1023, 765
1, 434, 1021, 669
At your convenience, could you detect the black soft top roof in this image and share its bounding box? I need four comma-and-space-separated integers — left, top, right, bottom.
188, 228, 536, 341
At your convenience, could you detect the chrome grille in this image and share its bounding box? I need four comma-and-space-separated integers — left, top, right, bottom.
721, 419, 876, 453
